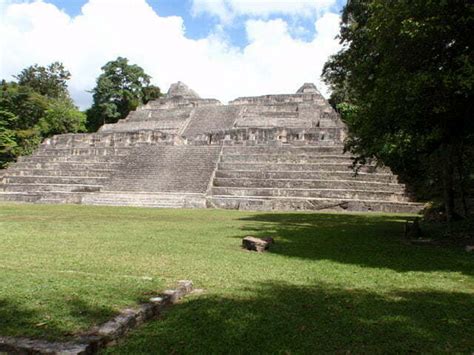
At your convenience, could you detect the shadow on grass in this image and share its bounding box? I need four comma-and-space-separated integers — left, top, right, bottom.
237, 213, 474, 275
105, 281, 474, 354
0, 299, 62, 340
0, 299, 61, 340
0, 297, 115, 341
66, 297, 116, 331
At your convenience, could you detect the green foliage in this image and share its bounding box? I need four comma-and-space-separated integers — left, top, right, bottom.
14, 62, 71, 99
0, 82, 45, 167
0, 82, 49, 129
12, 128, 42, 157
0, 62, 85, 167
86, 57, 161, 131
323, 0, 474, 221
142, 84, 162, 103
0, 111, 19, 168
38, 99, 86, 136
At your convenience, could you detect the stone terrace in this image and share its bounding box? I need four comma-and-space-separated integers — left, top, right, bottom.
0, 82, 423, 213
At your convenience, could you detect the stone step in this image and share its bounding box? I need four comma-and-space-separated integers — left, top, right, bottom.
21, 155, 126, 163
235, 118, 311, 129
13, 162, 120, 170
1, 184, 102, 193
82, 197, 183, 208
213, 177, 405, 192
209, 196, 423, 214
101, 174, 217, 192
218, 162, 387, 173
81, 192, 206, 208
0, 192, 42, 203
3, 176, 108, 185
220, 154, 353, 164
36, 198, 72, 204
0, 191, 84, 204
127, 108, 192, 122
100, 121, 183, 133
6, 169, 114, 177
34, 147, 130, 156
31, 191, 84, 204
222, 146, 344, 155
211, 187, 409, 202
215, 170, 398, 183
222, 140, 342, 147
247, 110, 299, 117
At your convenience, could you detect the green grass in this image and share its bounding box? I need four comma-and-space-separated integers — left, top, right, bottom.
0, 203, 473, 353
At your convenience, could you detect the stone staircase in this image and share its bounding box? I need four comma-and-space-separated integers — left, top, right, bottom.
209, 145, 422, 213
0, 138, 221, 208
99, 107, 194, 134
103, 145, 221, 192
0, 146, 127, 204
182, 106, 240, 137
86, 145, 221, 208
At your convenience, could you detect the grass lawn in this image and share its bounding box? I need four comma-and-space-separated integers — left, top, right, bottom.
0, 203, 473, 353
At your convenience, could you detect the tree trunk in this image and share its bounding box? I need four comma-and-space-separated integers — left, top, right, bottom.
456, 144, 469, 217
442, 143, 455, 233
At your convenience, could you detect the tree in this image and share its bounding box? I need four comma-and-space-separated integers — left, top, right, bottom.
142, 84, 162, 104
14, 62, 71, 99
0, 110, 19, 168
0, 106, 42, 168
37, 98, 86, 136
0, 82, 45, 167
0, 62, 85, 167
86, 57, 161, 131
0, 81, 49, 129
323, 0, 474, 226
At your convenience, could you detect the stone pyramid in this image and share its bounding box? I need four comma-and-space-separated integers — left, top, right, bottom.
0, 82, 423, 213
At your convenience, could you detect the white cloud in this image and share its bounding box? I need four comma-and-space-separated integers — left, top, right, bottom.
192, 0, 337, 23
0, 0, 341, 109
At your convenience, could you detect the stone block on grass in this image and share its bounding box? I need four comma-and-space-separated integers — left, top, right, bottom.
242, 236, 273, 252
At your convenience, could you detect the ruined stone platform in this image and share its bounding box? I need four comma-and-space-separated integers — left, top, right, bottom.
0, 82, 424, 213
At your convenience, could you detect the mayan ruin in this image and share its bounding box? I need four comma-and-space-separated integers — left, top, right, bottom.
0, 82, 422, 213
2, 0, 474, 352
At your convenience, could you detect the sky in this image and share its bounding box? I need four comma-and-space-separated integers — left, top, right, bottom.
0, 0, 345, 109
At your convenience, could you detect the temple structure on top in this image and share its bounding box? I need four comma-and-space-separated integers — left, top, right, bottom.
0, 82, 423, 213
167, 81, 201, 99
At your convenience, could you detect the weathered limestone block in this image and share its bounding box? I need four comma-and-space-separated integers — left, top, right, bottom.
0, 337, 90, 355
242, 236, 274, 252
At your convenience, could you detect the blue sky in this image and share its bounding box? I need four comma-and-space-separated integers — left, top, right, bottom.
44, 0, 345, 47
1, 0, 346, 107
